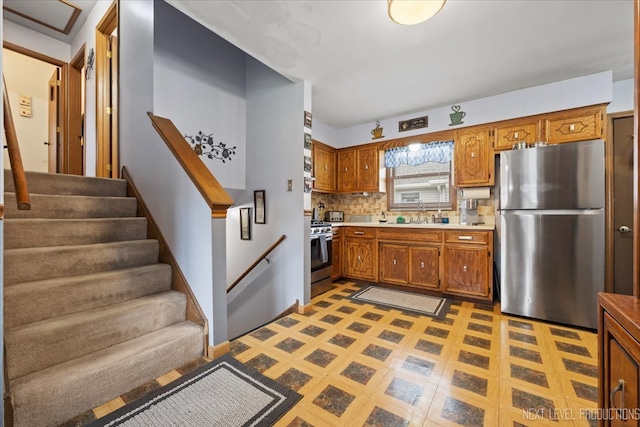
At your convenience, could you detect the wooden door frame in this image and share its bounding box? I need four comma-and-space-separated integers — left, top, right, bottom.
69, 44, 85, 175
3, 41, 69, 173
606, 111, 634, 293
96, 0, 118, 178
634, 0, 640, 297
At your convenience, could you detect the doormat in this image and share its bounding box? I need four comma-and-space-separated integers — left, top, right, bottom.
88, 354, 301, 427
350, 286, 452, 320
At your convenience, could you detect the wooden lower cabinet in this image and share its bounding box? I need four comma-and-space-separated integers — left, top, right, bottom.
344, 237, 377, 281
379, 243, 409, 284
331, 234, 342, 280
442, 245, 491, 299
409, 246, 440, 290
599, 293, 640, 427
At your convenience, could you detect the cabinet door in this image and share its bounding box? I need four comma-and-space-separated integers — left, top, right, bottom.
442, 245, 490, 299
337, 149, 357, 192
313, 143, 335, 192
379, 243, 408, 284
544, 106, 604, 144
357, 147, 379, 192
409, 246, 439, 290
345, 238, 376, 281
331, 236, 342, 280
454, 127, 494, 187
602, 312, 640, 427
494, 121, 540, 151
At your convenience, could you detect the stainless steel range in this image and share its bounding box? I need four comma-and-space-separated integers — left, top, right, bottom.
310, 221, 332, 297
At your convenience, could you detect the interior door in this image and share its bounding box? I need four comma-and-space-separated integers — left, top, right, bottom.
47, 68, 59, 173
613, 116, 635, 295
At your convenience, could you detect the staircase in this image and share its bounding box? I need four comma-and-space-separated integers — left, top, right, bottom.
3, 170, 204, 427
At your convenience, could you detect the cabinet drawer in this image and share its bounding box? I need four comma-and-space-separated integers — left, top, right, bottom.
444, 231, 489, 245
343, 227, 376, 238
377, 228, 442, 243
544, 107, 603, 144
332, 227, 342, 237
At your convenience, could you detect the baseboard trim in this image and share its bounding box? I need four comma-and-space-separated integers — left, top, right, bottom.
208, 341, 230, 359
297, 302, 314, 315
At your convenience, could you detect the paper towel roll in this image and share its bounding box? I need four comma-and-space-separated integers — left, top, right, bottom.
461, 187, 491, 200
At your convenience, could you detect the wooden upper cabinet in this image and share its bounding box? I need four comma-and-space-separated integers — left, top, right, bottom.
454, 126, 494, 187
337, 146, 381, 193
337, 149, 357, 192
312, 141, 336, 192
544, 105, 604, 144
493, 120, 540, 151
356, 146, 380, 192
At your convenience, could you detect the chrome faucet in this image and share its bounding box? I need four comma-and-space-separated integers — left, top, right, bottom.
417, 200, 425, 223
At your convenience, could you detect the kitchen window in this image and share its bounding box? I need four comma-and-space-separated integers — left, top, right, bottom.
384, 140, 454, 211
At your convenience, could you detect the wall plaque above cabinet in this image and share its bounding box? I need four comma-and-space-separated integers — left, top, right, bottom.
399, 116, 428, 132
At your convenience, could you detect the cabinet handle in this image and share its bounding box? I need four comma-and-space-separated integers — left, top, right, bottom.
365, 164, 369, 170
458, 236, 473, 240
514, 132, 519, 139
354, 231, 365, 235
393, 259, 397, 265
471, 152, 475, 158
569, 123, 576, 132
610, 379, 625, 412
324, 165, 328, 170
421, 262, 425, 268
344, 167, 348, 172
463, 265, 467, 272
357, 255, 361, 262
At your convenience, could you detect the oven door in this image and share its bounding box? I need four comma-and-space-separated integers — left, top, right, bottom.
310, 234, 332, 272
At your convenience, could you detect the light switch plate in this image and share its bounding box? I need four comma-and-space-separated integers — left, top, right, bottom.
19, 105, 32, 118
287, 180, 293, 191
19, 95, 31, 106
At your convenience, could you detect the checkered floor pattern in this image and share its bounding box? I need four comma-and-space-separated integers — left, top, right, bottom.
232, 281, 599, 427
74, 280, 598, 427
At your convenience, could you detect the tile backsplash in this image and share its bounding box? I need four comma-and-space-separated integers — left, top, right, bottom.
312, 190, 495, 225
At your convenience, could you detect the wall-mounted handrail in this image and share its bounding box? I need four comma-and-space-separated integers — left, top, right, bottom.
3, 75, 30, 210
147, 112, 233, 218
228, 235, 287, 294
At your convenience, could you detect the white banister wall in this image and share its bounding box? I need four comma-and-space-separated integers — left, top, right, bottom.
119, 0, 227, 346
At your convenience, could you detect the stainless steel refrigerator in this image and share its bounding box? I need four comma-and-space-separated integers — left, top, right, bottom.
499, 139, 604, 329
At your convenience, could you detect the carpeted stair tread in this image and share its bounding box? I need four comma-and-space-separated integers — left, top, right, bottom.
4, 264, 173, 328
4, 192, 137, 219
5, 291, 188, 380
10, 321, 203, 427
4, 239, 160, 286
4, 217, 148, 249
4, 169, 127, 197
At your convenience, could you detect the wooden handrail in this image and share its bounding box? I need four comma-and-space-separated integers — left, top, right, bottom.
228, 235, 287, 293
147, 112, 233, 218
3, 75, 30, 210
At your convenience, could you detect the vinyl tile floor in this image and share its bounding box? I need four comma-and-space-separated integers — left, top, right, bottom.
71, 280, 599, 427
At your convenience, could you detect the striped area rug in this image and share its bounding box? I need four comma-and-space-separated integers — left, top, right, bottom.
350, 286, 452, 319
88, 354, 300, 427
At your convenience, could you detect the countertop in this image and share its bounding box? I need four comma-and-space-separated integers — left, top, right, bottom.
328, 222, 495, 231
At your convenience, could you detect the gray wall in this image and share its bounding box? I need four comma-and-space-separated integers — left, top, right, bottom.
226, 57, 308, 339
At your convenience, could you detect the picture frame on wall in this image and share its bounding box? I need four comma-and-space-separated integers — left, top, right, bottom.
254, 190, 266, 224
304, 132, 312, 149
240, 208, 251, 240
304, 111, 312, 128
304, 155, 312, 172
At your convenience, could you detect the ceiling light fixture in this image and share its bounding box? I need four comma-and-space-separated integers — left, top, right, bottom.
388, 0, 446, 25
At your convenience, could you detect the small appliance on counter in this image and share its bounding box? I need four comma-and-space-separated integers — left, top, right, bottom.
324, 211, 344, 222
459, 199, 479, 225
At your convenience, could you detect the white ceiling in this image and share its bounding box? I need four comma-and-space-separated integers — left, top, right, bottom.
3, 0, 98, 44
167, 0, 634, 130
